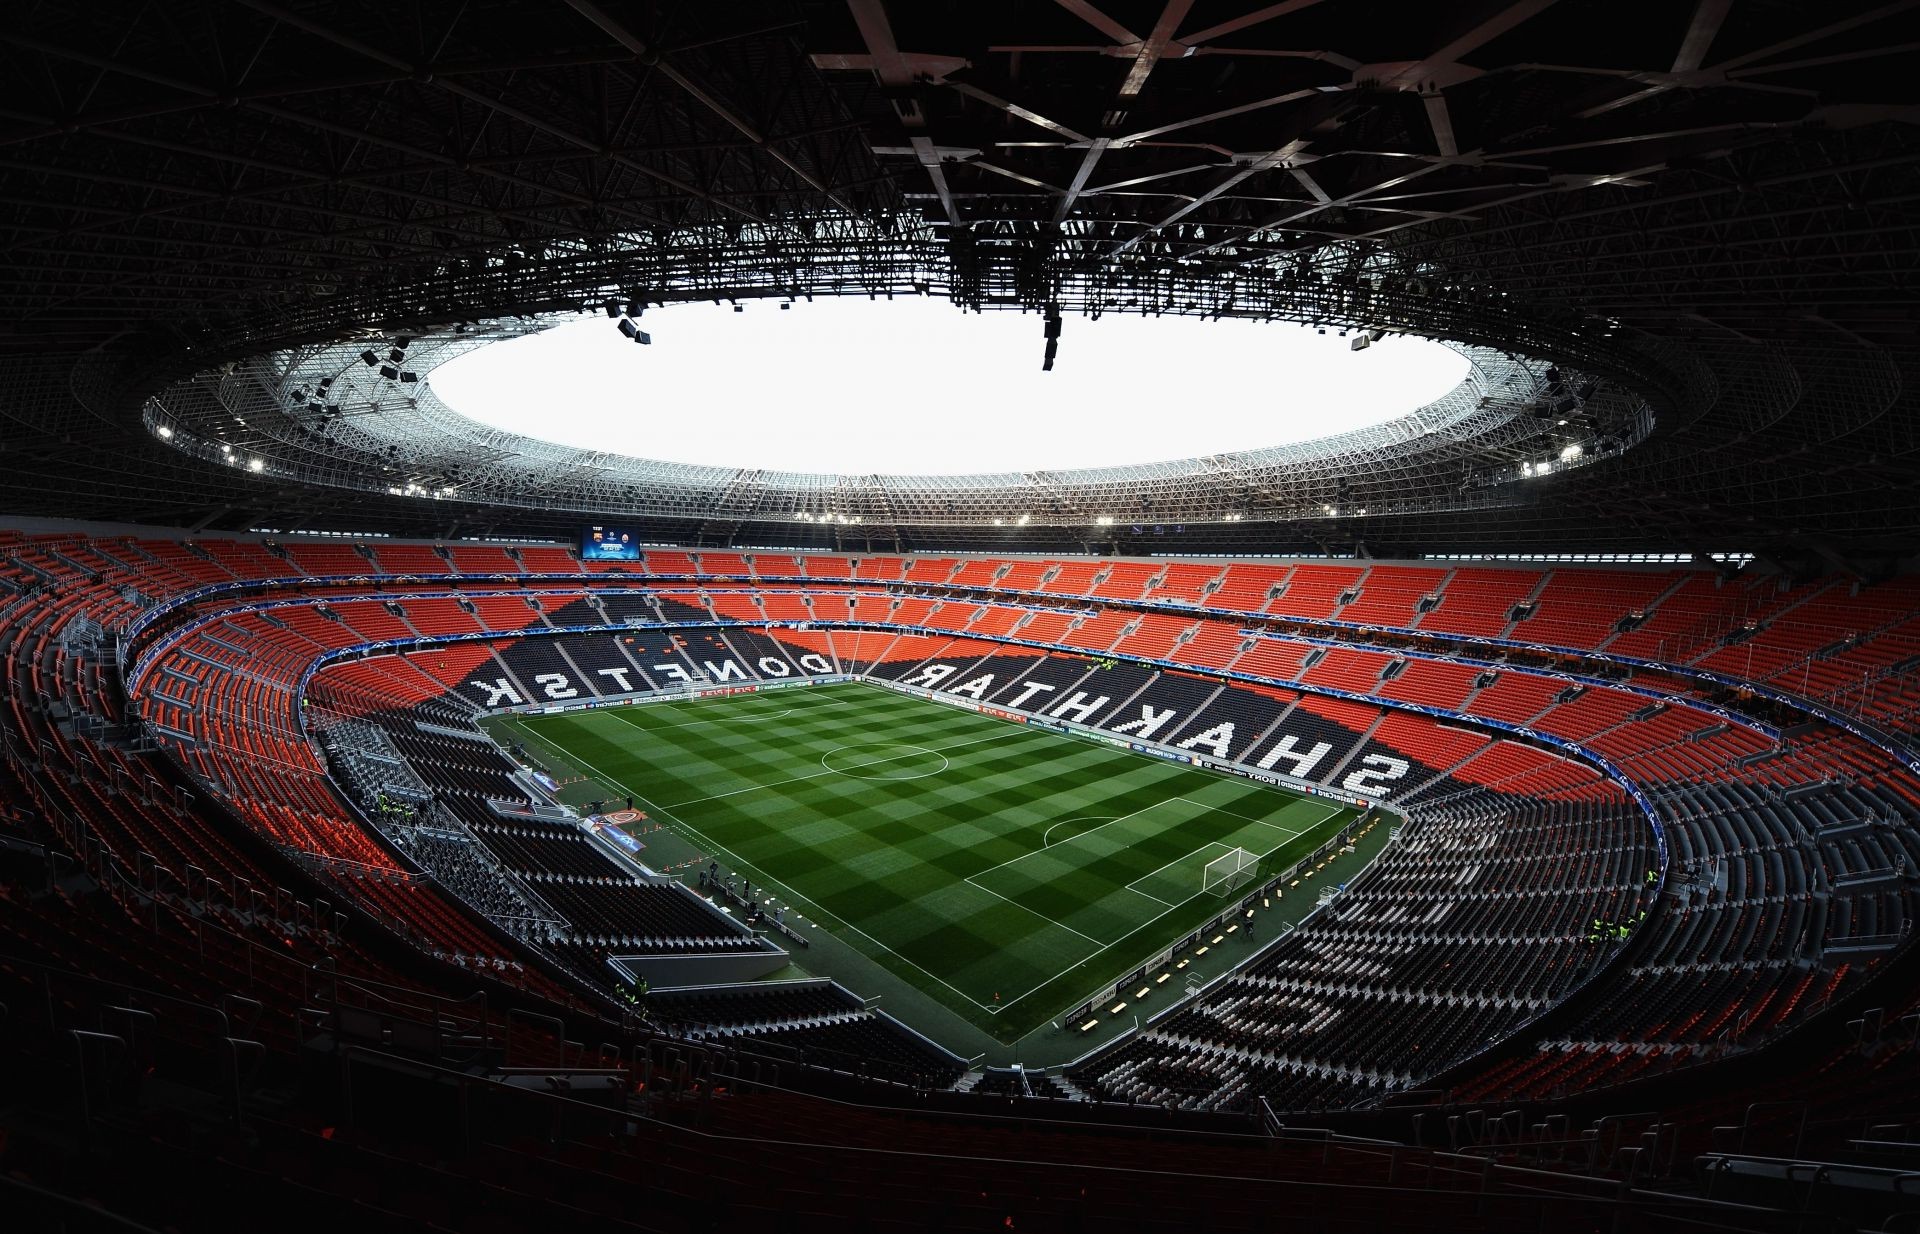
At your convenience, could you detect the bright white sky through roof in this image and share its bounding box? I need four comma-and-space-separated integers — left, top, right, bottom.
431, 299, 1471, 476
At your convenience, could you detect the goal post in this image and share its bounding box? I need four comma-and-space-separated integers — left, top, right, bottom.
1202, 847, 1258, 897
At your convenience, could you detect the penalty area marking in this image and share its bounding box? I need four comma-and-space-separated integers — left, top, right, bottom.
506, 718, 1003, 1014
991, 805, 1347, 1017
1041, 815, 1115, 848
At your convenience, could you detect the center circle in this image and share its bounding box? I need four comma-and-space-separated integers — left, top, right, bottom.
820, 743, 952, 781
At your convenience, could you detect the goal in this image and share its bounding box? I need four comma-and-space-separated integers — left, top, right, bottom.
1202, 847, 1259, 897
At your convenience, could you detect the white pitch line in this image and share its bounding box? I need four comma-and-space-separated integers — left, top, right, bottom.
529, 725, 1002, 1013
1041, 815, 1115, 848
1126, 840, 1234, 901
1169, 795, 1304, 839
513, 696, 1037, 1013
598, 684, 865, 734
611, 705, 797, 731
961, 876, 1108, 947
514, 691, 1360, 1025
659, 725, 1044, 808
965, 794, 1193, 883
990, 803, 1351, 1017
662, 811, 998, 1013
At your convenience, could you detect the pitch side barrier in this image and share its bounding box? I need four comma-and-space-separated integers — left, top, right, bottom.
871, 674, 1405, 1055
130, 576, 1920, 878
152, 603, 1673, 1081
123, 590, 1677, 907
128, 578, 1772, 756
868, 675, 1383, 810
487, 674, 848, 718
130, 604, 1671, 884
117, 566, 1918, 775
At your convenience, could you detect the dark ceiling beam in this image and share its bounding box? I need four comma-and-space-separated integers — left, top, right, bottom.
0, 129, 814, 267
1396, 150, 1920, 257
1672, 0, 1735, 73
842, 0, 969, 226
1175, 0, 1563, 254
560, 0, 861, 217
1052, 0, 1192, 225
1117, 0, 1193, 99
1581, 0, 1916, 118
225, 0, 760, 227
1052, 0, 1142, 48
0, 27, 645, 104
1712, 0, 1920, 73
1176, 1, 1331, 48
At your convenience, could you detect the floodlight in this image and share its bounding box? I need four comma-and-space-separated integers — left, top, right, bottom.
360, 350, 378, 366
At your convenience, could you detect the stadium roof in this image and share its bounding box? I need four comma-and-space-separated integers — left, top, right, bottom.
1, 1, 1917, 566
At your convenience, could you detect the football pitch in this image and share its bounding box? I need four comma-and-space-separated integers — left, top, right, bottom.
495, 681, 1359, 1041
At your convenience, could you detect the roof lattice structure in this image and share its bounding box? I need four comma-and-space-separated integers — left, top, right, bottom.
0, 1, 1914, 564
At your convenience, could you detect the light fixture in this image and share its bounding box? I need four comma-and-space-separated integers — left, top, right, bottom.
1560, 443, 1584, 460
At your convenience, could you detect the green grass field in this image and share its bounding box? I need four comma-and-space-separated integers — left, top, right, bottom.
495, 681, 1357, 1041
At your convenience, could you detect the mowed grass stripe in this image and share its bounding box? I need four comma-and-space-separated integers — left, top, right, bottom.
514, 681, 1358, 1039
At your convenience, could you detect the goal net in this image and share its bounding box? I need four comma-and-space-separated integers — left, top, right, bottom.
1202, 847, 1258, 897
